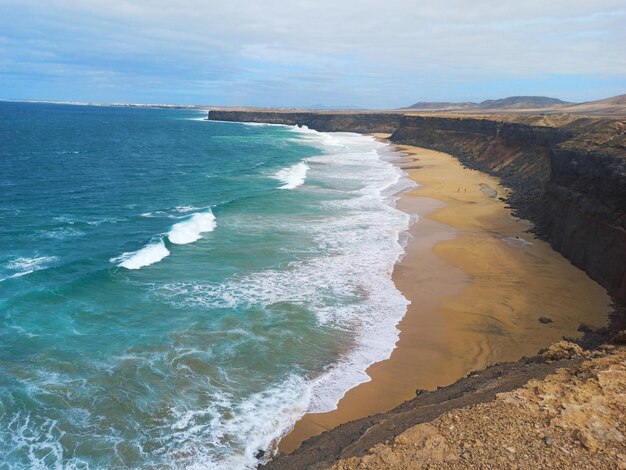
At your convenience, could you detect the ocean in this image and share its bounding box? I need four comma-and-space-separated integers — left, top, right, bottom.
0, 102, 413, 469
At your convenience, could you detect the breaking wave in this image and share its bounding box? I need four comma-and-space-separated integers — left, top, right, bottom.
273, 162, 309, 189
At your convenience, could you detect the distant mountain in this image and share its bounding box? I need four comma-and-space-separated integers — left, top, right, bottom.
403, 94, 626, 116
405, 101, 476, 110
405, 95, 573, 111
478, 96, 572, 109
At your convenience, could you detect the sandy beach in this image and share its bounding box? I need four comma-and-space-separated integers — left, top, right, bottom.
278, 141, 611, 453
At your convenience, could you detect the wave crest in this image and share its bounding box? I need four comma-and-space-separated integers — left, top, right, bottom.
274, 162, 309, 190
167, 212, 217, 245
112, 211, 217, 270
113, 240, 170, 270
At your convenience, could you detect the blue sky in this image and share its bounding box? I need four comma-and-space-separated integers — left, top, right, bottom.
1, 0, 624, 108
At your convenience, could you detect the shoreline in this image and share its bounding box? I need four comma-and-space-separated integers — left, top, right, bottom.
276, 139, 611, 454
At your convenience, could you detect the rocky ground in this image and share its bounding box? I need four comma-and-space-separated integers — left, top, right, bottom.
331, 340, 626, 469
262, 323, 626, 470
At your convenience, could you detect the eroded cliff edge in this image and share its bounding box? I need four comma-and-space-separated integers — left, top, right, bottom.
208, 110, 626, 305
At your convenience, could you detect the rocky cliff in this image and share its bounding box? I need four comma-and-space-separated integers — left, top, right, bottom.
208, 110, 626, 305
389, 114, 626, 305
208, 110, 404, 134
261, 341, 626, 470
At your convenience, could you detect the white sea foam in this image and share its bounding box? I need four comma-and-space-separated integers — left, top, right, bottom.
273, 162, 309, 189
140, 211, 170, 218
53, 215, 77, 224
86, 216, 126, 226
163, 376, 310, 469
288, 125, 347, 151
151, 129, 416, 465
1, 255, 59, 281
0, 413, 74, 469
38, 227, 85, 240
173, 205, 201, 214
167, 211, 217, 245
6, 256, 57, 272
113, 240, 170, 270
241, 121, 284, 128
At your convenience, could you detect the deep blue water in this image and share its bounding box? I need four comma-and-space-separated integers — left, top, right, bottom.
0, 102, 411, 469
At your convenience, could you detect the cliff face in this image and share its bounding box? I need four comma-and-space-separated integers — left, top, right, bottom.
208, 110, 626, 305
208, 110, 404, 134
389, 115, 626, 304
544, 147, 626, 304
389, 116, 569, 223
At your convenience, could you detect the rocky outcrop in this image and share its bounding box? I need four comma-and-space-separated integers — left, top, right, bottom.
327, 345, 626, 470
259, 338, 625, 470
207, 110, 626, 305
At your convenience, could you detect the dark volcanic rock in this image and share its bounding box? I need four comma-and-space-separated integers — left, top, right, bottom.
539, 316, 553, 324
612, 330, 626, 343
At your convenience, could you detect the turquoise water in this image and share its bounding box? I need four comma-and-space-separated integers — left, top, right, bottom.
0, 102, 412, 469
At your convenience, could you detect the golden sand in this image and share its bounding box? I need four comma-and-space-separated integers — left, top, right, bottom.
278, 144, 611, 452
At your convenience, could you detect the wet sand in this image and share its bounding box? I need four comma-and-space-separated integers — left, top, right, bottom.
278, 143, 611, 453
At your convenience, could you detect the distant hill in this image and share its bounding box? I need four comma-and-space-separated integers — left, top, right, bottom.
558, 94, 626, 116
405, 101, 476, 110
404, 94, 625, 116
406, 96, 572, 111
478, 96, 572, 109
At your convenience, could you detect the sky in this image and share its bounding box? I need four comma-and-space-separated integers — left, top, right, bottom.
1, 0, 625, 108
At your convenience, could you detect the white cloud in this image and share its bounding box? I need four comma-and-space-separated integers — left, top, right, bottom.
1, 0, 624, 105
